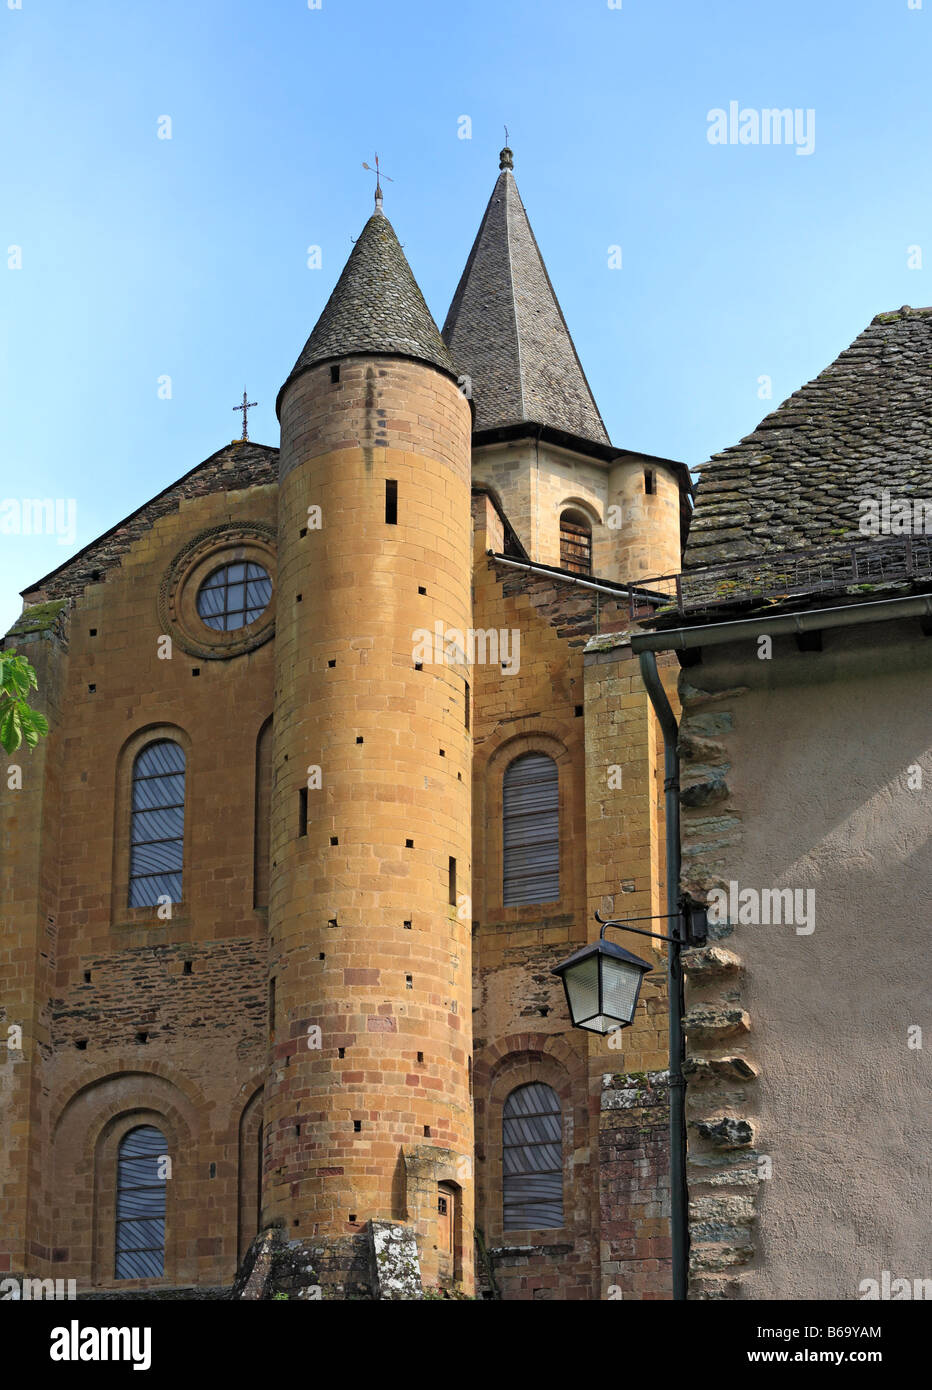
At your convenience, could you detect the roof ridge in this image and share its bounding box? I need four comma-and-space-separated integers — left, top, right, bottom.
20, 440, 279, 602
871, 304, 932, 324
501, 172, 526, 422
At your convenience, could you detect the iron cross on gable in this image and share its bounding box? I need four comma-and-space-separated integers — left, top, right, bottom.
233, 389, 257, 442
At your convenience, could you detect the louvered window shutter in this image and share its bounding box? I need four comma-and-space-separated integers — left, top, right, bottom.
129, 740, 185, 908
502, 753, 560, 906
560, 513, 592, 575
115, 1125, 167, 1279
502, 1083, 563, 1230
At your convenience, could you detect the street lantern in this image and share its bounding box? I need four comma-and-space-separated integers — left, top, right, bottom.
553, 898, 709, 1300
551, 938, 653, 1034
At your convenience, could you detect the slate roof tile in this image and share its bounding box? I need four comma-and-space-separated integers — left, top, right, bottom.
278, 205, 455, 412
442, 150, 609, 445
685, 306, 932, 569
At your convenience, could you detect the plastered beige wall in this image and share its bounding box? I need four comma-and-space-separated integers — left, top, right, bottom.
679, 617, 932, 1300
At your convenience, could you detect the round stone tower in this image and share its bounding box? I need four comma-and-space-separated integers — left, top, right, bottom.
264, 199, 474, 1297
607, 457, 683, 582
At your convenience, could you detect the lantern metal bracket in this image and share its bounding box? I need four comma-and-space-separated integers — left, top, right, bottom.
595, 898, 708, 949
595, 912, 679, 946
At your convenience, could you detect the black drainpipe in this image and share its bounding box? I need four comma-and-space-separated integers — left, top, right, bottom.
636, 649, 688, 1301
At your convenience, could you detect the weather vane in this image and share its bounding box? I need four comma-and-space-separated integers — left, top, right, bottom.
233, 388, 257, 442
362, 152, 394, 210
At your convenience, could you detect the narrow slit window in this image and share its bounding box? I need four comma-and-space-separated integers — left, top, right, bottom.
448, 857, 457, 907
298, 788, 308, 837
644, 469, 655, 495
253, 717, 273, 910
385, 479, 398, 525
464, 680, 471, 731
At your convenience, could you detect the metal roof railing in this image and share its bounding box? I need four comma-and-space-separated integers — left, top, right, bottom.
632, 534, 932, 619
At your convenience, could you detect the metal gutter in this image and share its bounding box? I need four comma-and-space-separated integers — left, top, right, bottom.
636, 651, 688, 1302
631, 591, 932, 654
488, 552, 671, 605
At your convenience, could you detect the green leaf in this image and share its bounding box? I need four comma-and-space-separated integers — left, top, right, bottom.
0, 654, 48, 750
0, 702, 22, 753
1, 657, 33, 698
20, 707, 49, 749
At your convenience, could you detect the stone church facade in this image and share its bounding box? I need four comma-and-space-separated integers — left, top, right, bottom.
1, 150, 691, 1300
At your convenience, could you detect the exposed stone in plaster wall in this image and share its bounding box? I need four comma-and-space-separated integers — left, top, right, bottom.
678, 676, 759, 1299
694, 1117, 755, 1148
683, 1006, 750, 1042
683, 1056, 759, 1083
681, 945, 742, 979
690, 1193, 756, 1225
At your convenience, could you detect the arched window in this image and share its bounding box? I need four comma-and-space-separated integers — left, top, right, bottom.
129, 740, 185, 907
559, 509, 591, 575
115, 1125, 167, 1279
502, 1083, 563, 1231
502, 753, 559, 906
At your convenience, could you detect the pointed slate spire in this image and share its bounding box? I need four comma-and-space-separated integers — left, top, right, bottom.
278, 205, 455, 414
442, 148, 609, 445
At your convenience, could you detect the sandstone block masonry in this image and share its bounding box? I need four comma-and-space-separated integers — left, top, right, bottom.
1, 475, 275, 1291
264, 354, 475, 1295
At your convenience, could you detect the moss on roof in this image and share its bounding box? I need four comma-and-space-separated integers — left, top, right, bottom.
5, 599, 68, 641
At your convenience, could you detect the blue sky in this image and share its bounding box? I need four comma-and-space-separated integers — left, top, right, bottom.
2, 0, 930, 632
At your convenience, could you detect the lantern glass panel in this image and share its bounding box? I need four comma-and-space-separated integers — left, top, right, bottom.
564, 953, 600, 1027
602, 956, 644, 1027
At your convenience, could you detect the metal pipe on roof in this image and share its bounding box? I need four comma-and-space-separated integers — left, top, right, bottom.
488, 551, 653, 600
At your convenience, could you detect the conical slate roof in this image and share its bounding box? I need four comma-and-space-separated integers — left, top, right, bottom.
278, 205, 455, 412
442, 149, 609, 445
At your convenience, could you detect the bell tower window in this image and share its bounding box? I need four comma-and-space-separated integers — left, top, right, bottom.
559, 510, 592, 575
